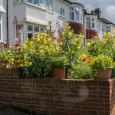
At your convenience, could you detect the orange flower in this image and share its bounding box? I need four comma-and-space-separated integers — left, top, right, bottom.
82, 57, 88, 61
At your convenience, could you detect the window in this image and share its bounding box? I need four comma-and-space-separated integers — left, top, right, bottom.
28, 0, 32, 3
98, 23, 100, 31
107, 26, 110, 32
86, 18, 91, 29
15, 0, 23, 2
76, 11, 79, 21
27, 24, 45, 40
92, 18, 95, 29
49, 0, 52, 12
102, 25, 105, 33
70, 6, 83, 22
59, 4, 65, 16
34, 0, 39, 5
34, 26, 39, 32
40, 0, 44, 8
70, 7, 74, 20
46, 0, 49, 10
27, 25, 33, 31
17, 24, 23, 30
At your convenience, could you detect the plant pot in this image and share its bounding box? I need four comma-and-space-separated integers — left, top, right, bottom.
13, 58, 19, 68
0, 61, 8, 68
54, 68, 65, 79
97, 67, 113, 80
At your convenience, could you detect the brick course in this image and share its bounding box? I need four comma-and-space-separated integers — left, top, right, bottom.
0, 68, 115, 115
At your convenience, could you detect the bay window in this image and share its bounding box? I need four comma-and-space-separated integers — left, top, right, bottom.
46, 0, 48, 10
49, 0, 52, 12
86, 17, 96, 30
34, 0, 39, 5
69, 6, 83, 22
40, 0, 44, 8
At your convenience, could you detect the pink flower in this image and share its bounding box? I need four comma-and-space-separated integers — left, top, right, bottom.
1, 44, 4, 47
70, 56, 72, 59
15, 39, 18, 42
71, 41, 74, 43
62, 51, 64, 53
10, 46, 13, 48
7, 51, 11, 54
72, 60, 75, 63
91, 41, 95, 44
2, 51, 4, 53
93, 36, 97, 39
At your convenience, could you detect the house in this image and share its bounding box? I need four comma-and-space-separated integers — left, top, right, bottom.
0, 0, 115, 46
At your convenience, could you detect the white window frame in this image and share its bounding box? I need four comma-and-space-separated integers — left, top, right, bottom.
86, 17, 96, 30
15, 0, 23, 2
102, 24, 105, 33
69, 6, 83, 22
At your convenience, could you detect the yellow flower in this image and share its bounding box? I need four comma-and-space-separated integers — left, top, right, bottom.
56, 36, 59, 39
37, 34, 40, 37
104, 33, 106, 36
11, 58, 14, 61
72, 51, 74, 54
78, 35, 82, 38
29, 62, 32, 66
69, 32, 72, 37
45, 34, 47, 36
20, 64, 23, 67
48, 38, 51, 42
30, 49, 32, 52
107, 32, 111, 36
60, 42, 63, 45
56, 46, 59, 50
62, 32, 65, 36
41, 32, 44, 36
37, 38, 40, 42
103, 38, 106, 41
68, 26, 71, 30
32, 50, 36, 53
82, 54, 86, 58
46, 46, 48, 49
82, 35, 85, 38
65, 23, 69, 26
73, 43, 77, 45
40, 50, 44, 53
113, 30, 115, 33
87, 43, 90, 46
73, 38, 75, 41
23, 44, 27, 49
78, 47, 80, 49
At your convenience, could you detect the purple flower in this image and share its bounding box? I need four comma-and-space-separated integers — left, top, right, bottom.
62, 54, 64, 57
72, 60, 75, 63
70, 56, 72, 59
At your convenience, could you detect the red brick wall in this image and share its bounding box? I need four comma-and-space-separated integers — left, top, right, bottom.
0, 68, 114, 115
86, 30, 98, 39
69, 23, 84, 34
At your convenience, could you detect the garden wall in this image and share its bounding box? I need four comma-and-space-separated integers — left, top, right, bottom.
0, 68, 115, 115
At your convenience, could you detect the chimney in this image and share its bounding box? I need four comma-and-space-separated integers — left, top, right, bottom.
94, 8, 101, 18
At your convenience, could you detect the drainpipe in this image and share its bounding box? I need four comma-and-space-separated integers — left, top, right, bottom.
7, 0, 9, 46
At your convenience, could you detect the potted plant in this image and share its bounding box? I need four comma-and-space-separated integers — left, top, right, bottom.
0, 50, 11, 68
91, 55, 114, 80
51, 56, 69, 79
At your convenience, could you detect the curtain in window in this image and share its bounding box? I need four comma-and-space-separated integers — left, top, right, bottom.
70, 12, 74, 20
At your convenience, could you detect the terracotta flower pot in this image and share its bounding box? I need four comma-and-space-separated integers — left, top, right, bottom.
54, 68, 65, 79
97, 67, 113, 80
0, 61, 8, 68
13, 58, 19, 68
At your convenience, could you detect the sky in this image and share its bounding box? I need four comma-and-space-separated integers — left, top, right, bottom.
69, 0, 115, 24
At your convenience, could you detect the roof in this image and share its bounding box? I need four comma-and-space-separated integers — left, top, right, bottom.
63, 0, 84, 8
84, 12, 98, 16
98, 18, 115, 26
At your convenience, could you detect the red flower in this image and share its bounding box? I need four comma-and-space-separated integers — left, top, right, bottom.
1, 44, 4, 47
87, 61, 91, 63
92, 70, 95, 73
18, 47, 22, 51
82, 57, 88, 61
100, 40, 102, 42
15, 44, 19, 47
51, 37, 56, 40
